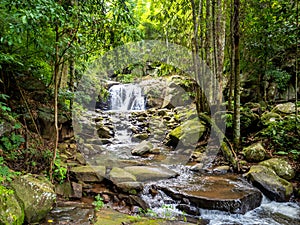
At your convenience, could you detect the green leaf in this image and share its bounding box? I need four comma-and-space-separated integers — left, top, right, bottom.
274, 151, 288, 155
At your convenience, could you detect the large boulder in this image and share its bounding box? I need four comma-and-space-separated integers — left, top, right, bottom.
0, 186, 24, 225
259, 158, 295, 180
243, 142, 267, 162
166, 118, 206, 147
272, 102, 296, 114
245, 165, 293, 202
11, 174, 56, 223
158, 174, 262, 214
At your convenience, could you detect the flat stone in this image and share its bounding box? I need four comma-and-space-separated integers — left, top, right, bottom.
159, 174, 262, 214
109, 167, 137, 184
124, 166, 178, 182
70, 165, 106, 182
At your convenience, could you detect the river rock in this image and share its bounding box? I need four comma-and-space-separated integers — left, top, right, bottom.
245, 165, 293, 202
131, 140, 153, 156
70, 165, 106, 182
11, 174, 56, 223
243, 142, 267, 162
97, 124, 114, 139
132, 133, 149, 141
0, 185, 24, 225
159, 174, 262, 214
259, 158, 295, 180
166, 118, 206, 147
161, 174, 262, 214
124, 166, 178, 182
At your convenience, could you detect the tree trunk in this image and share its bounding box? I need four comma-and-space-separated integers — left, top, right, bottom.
216, 0, 226, 105
233, 0, 240, 150
50, 24, 60, 182
296, 0, 299, 132
228, 0, 234, 112
69, 60, 75, 111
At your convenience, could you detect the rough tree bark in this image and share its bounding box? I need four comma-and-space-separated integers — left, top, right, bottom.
233, 0, 240, 150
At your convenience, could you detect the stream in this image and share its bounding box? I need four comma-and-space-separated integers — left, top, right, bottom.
53, 83, 300, 224
96, 84, 300, 224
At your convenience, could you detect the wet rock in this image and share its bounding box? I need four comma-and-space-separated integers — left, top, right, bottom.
166, 118, 206, 147
243, 142, 267, 162
159, 174, 262, 214
245, 165, 293, 202
70, 166, 106, 182
128, 195, 149, 210
272, 102, 296, 114
190, 163, 204, 172
259, 158, 295, 180
0, 185, 24, 225
213, 165, 230, 174
97, 125, 114, 139
41, 200, 94, 225
176, 204, 200, 216
124, 166, 178, 182
11, 174, 56, 223
109, 167, 137, 183
131, 140, 153, 156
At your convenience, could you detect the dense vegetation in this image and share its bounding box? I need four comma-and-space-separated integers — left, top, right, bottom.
0, 0, 299, 184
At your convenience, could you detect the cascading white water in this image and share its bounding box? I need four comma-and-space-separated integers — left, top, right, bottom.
109, 84, 145, 111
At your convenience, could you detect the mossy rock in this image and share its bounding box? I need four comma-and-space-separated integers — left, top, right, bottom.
261, 112, 282, 125
167, 118, 206, 147
0, 186, 24, 225
259, 158, 295, 180
11, 174, 56, 223
243, 142, 267, 162
246, 165, 293, 202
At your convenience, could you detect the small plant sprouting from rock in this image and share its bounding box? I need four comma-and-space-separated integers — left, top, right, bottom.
93, 194, 105, 211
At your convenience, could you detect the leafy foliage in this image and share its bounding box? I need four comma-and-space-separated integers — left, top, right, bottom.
52, 154, 67, 184
0, 157, 20, 184
260, 116, 300, 159
92, 194, 105, 211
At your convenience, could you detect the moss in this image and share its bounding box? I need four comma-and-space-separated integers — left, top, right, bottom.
0, 186, 24, 225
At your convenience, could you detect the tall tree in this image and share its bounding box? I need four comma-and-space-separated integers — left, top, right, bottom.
233, 0, 240, 149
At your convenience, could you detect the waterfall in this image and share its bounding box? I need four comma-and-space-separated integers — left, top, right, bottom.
108, 84, 145, 111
